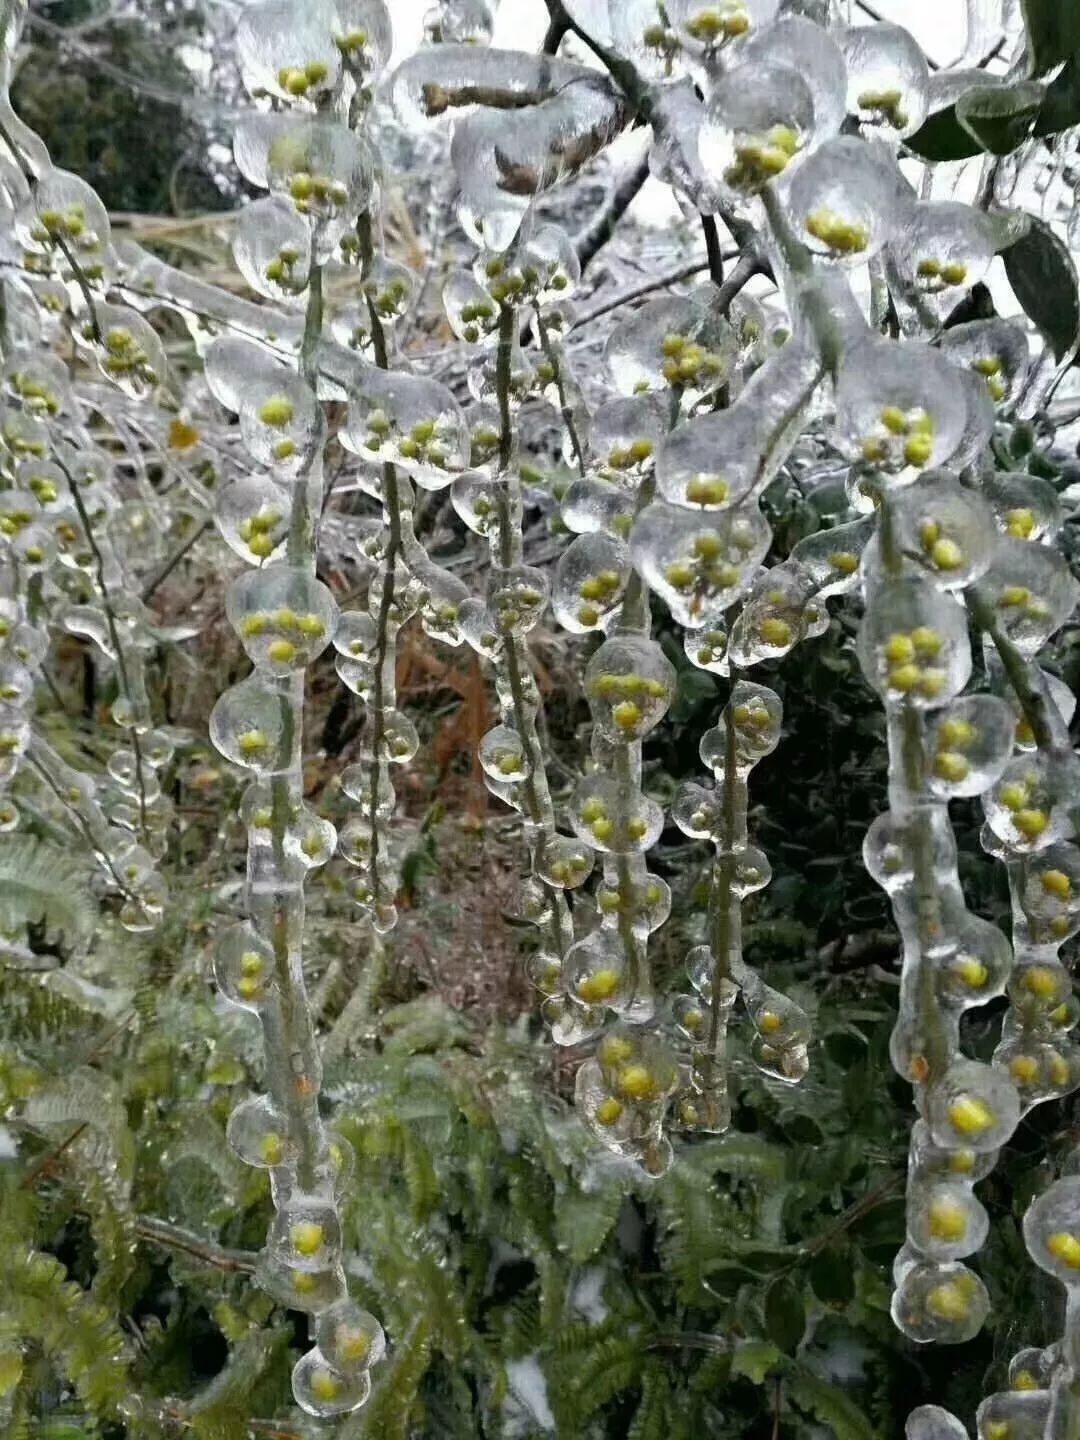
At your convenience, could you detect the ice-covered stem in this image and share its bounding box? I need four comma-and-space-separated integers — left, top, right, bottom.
53, 454, 150, 846
535, 312, 586, 476
701, 690, 739, 1125
0, 114, 102, 341
967, 587, 1056, 751
492, 299, 572, 959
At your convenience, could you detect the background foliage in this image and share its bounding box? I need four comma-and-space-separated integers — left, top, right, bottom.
4, 1, 1080, 1438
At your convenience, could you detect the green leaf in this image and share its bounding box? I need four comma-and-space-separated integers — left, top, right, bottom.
1003, 217, 1080, 361
956, 81, 1044, 154
764, 1277, 805, 1354
905, 104, 984, 162
809, 1248, 856, 1306
784, 1363, 877, 1440
731, 1340, 782, 1385
1035, 56, 1080, 135
1021, 0, 1080, 75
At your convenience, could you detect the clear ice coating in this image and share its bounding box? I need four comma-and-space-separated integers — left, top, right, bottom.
2, 0, 1079, 1425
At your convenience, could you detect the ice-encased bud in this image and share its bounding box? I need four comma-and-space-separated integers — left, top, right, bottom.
570, 774, 664, 855
478, 723, 528, 784
863, 805, 958, 894
443, 270, 499, 345
235, 114, 374, 261
985, 753, 1076, 854
1019, 843, 1080, 945
215, 922, 276, 1011
561, 478, 636, 539
536, 834, 594, 890
834, 338, 968, 480
838, 21, 930, 138
1023, 1175, 1080, 1285
227, 567, 337, 674
317, 1299, 385, 1375
665, 0, 780, 55
926, 695, 1014, 800
565, 930, 633, 1012
226, 1093, 292, 1169
788, 517, 873, 601
891, 1258, 989, 1343
341, 371, 468, 491
331, 0, 393, 82
18, 167, 110, 266
234, 194, 312, 304
728, 562, 822, 666
488, 564, 548, 636
981, 471, 1061, 544
684, 624, 728, 674
891, 474, 997, 592
77, 304, 165, 399
975, 1392, 1050, 1440
553, 533, 630, 634
291, 1349, 371, 1418
906, 1405, 969, 1440
978, 538, 1079, 656
926, 1058, 1020, 1154
604, 293, 736, 403
858, 577, 971, 709
210, 674, 297, 774
631, 500, 770, 628
585, 634, 675, 744
590, 394, 666, 488
784, 136, 902, 266
939, 318, 1029, 409
236, 0, 341, 106
699, 61, 816, 201
890, 201, 994, 308
906, 1178, 989, 1261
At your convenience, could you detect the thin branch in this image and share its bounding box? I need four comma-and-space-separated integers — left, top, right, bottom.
140, 518, 212, 603
700, 213, 724, 287
136, 1216, 258, 1274
713, 250, 764, 317
569, 257, 726, 331
575, 152, 652, 273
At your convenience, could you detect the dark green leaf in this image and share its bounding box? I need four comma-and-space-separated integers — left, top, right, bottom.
1004, 217, 1080, 361
1021, 0, 1080, 75
956, 81, 1044, 154
764, 1277, 805, 1354
905, 104, 984, 162
1035, 57, 1080, 135
809, 1249, 856, 1306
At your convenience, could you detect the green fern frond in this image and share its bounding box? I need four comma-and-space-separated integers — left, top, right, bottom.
0, 836, 97, 949
0, 1249, 130, 1421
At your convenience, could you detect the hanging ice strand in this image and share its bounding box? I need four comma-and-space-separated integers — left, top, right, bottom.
205, 0, 389, 1417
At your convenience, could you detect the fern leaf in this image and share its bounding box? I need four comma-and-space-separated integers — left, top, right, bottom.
0, 836, 97, 949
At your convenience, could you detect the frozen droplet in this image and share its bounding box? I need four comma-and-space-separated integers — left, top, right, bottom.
553, 533, 630, 634
981, 471, 1061, 544
905, 1404, 969, 1440
76, 303, 165, 398
1024, 1174, 1080, 1285
939, 318, 1029, 410
891, 1258, 989, 1343
891, 473, 997, 592
979, 538, 1079, 657
341, 371, 468, 491
570, 774, 664, 856
985, 753, 1074, 854
857, 576, 971, 710
227, 567, 338, 674
784, 136, 903, 266
700, 61, 816, 204
234, 194, 312, 305
209, 674, 297, 774
584, 634, 675, 744
926, 694, 1014, 800
889, 201, 994, 313
926, 1058, 1020, 1154
292, 1348, 371, 1418
215, 922, 276, 1011
631, 500, 771, 629
834, 337, 968, 481
565, 930, 633, 1013
226, 1093, 292, 1169
863, 805, 958, 895
838, 21, 930, 139
488, 564, 548, 636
